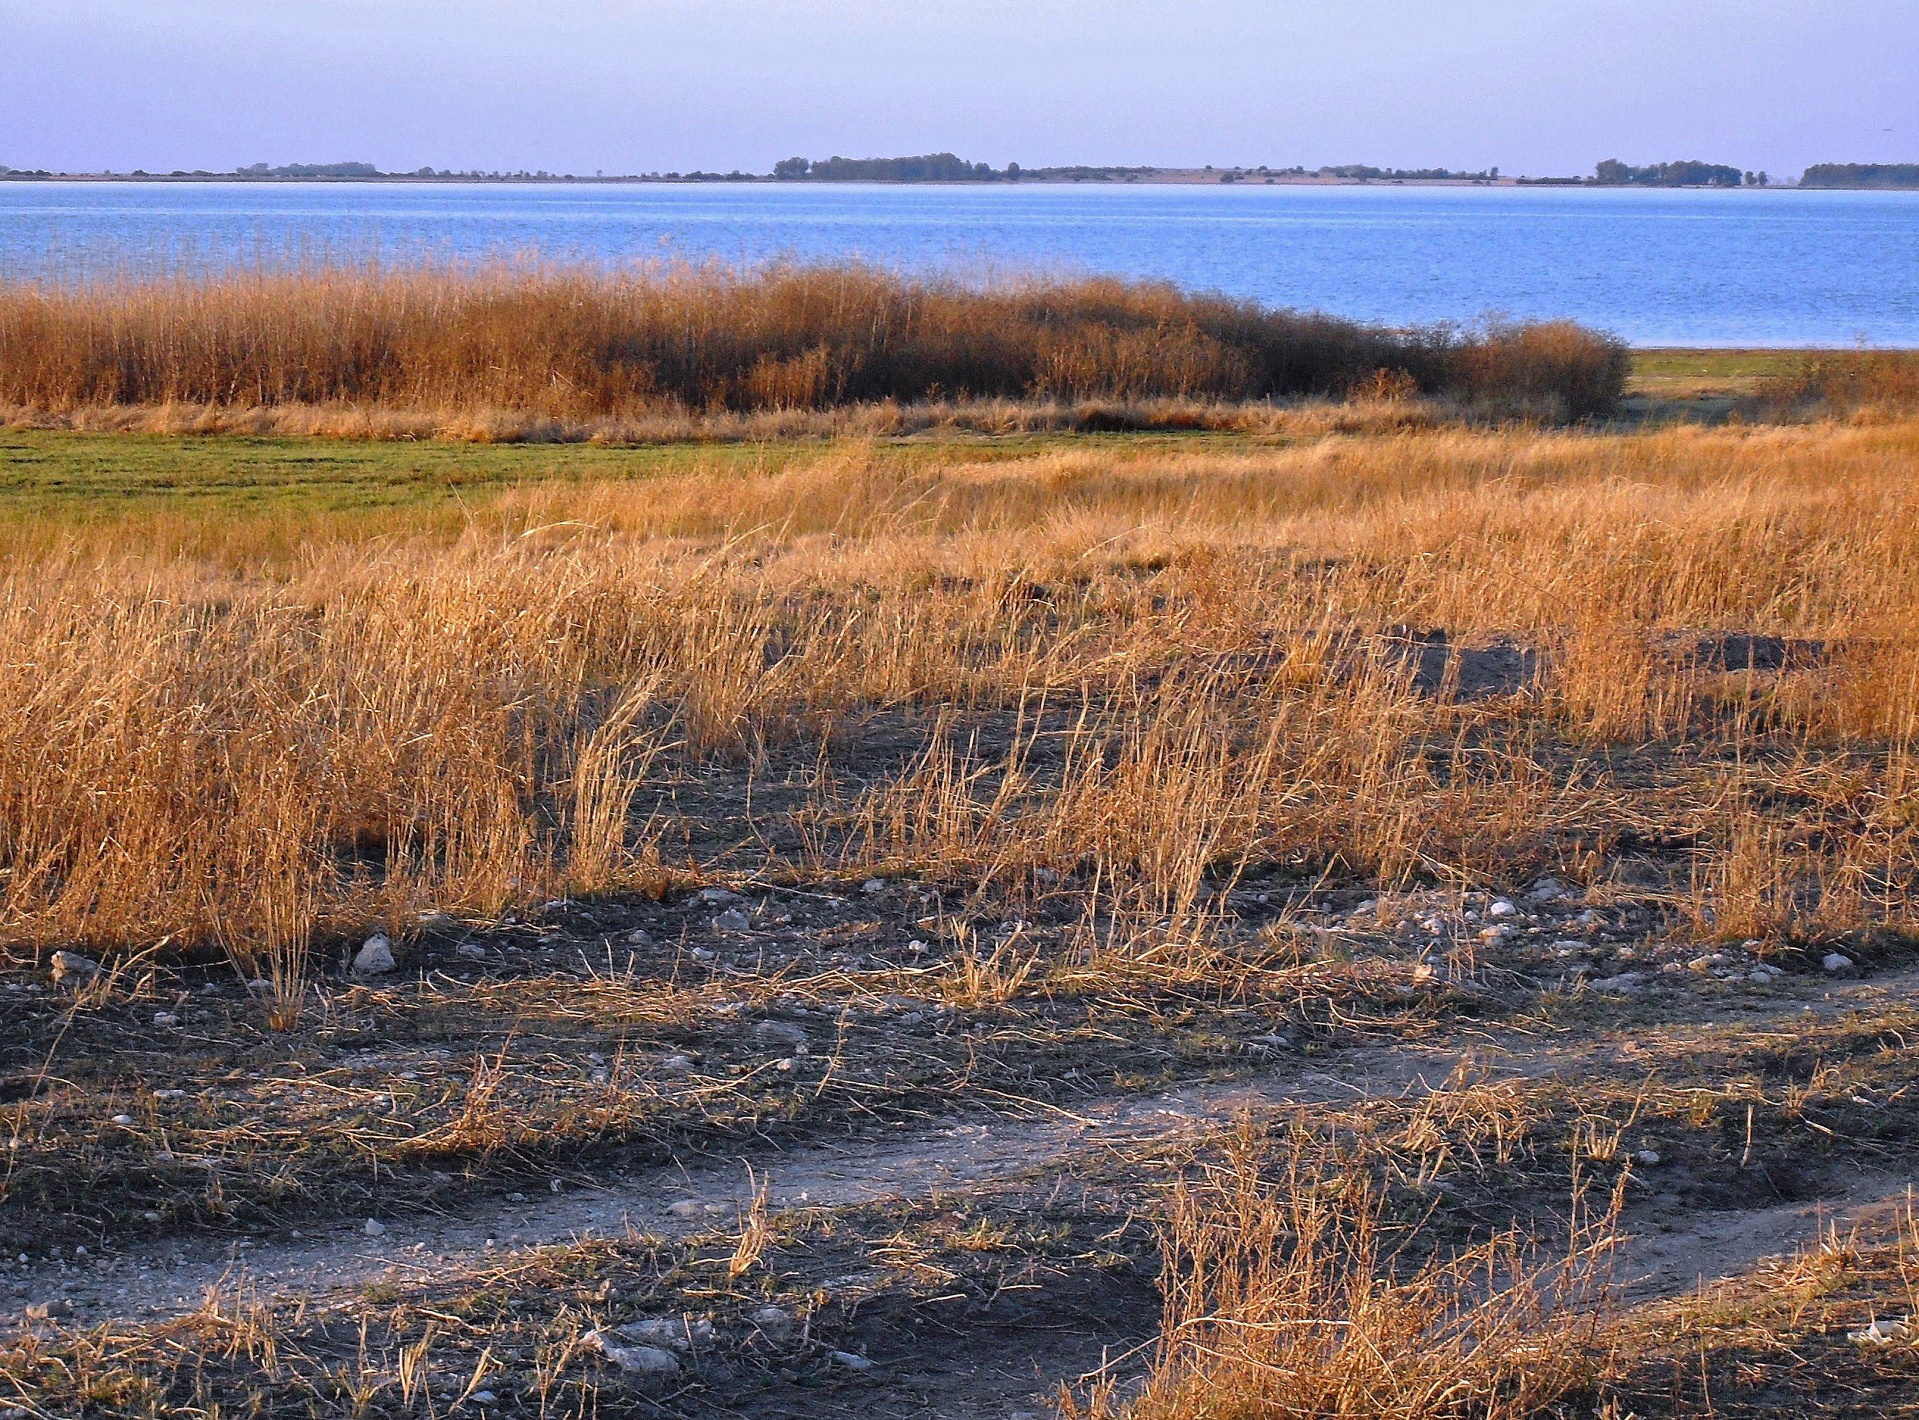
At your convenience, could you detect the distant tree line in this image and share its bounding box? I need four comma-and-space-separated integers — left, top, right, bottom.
1313, 164, 1499, 181
1799, 163, 1919, 189
773, 154, 1011, 182
1592, 159, 1750, 187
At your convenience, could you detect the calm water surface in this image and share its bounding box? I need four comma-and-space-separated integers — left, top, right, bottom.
2, 181, 1915, 346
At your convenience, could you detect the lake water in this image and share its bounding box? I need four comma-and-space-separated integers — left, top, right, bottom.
2, 180, 1916, 347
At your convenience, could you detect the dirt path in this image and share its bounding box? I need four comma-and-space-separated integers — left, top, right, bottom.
26, 975, 1916, 1332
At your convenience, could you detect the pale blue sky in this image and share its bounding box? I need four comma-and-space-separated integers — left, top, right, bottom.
4, 1, 1914, 177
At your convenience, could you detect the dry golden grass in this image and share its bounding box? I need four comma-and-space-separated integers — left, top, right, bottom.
2, 419, 1917, 976
0, 261, 1628, 424
1065, 1126, 1622, 1420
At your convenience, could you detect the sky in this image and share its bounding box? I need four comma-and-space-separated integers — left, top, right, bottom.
3, 1, 1916, 179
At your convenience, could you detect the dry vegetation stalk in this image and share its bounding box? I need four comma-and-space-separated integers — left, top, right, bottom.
1066, 1127, 1622, 1420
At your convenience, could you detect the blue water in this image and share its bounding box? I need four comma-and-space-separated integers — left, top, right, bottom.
2, 180, 1916, 347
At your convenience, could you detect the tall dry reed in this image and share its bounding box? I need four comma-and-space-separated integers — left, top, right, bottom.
0, 262, 1629, 421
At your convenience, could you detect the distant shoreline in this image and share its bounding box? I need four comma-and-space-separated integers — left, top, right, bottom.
6, 155, 1914, 189
4, 172, 1905, 189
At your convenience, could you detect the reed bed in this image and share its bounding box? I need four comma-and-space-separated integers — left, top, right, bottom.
0, 261, 1629, 424
1, 419, 1916, 969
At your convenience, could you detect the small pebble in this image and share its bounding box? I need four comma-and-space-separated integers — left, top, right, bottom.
364, 1219, 387, 1238
352, 934, 397, 976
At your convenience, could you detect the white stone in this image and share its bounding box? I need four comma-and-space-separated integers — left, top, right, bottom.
667, 1200, 704, 1218
831, 1350, 875, 1372
598, 1339, 679, 1375
752, 1019, 809, 1049
49, 951, 99, 984
1635, 1149, 1660, 1166
1489, 900, 1517, 917
109, 1114, 134, 1126
352, 934, 397, 975
363, 1219, 386, 1237
1823, 952, 1856, 974
1849, 1317, 1911, 1345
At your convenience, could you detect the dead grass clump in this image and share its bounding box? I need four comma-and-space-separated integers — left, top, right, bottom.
0, 261, 1628, 421
1759, 350, 1919, 418
1067, 1128, 1620, 1420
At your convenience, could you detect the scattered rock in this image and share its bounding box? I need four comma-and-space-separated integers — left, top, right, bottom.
455, 941, 486, 960
470, 1393, 499, 1408
618, 1316, 714, 1350
627, 928, 654, 945
861, 878, 888, 895
752, 1019, 809, 1050
1489, 899, 1517, 918
1823, 952, 1856, 975
697, 887, 745, 906
363, 1218, 387, 1238
588, 1333, 680, 1375
152, 1011, 180, 1028
49, 951, 99, 985
1635, 1149, 1661, 1166
751, 1304, 793, 1335
712, 907, 752, 933
108, 1114, 134, 1126
352, 934, 397, 976
1526, 877, 1567, 902
667, 1200, 705, 1219
1591, 972, 1647, 993
660, 1054, 695, 1073
831, 1349, 875, 1372
1849, 1317, 1911, 1345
